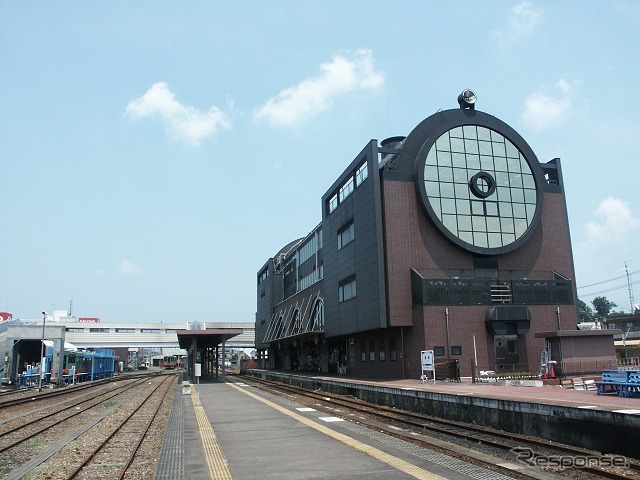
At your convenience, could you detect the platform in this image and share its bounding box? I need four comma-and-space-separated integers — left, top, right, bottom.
154, 372, 640, 479
153, 375, 553, 480
324, 374, 640, 412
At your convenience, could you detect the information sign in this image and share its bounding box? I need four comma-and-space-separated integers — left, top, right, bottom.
420, 350, 435, 383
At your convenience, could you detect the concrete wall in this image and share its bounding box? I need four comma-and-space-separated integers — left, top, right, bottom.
251, 370, 640, 459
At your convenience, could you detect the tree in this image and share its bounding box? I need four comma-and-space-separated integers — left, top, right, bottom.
591, 296, 617, 318
578, 299, 594, 322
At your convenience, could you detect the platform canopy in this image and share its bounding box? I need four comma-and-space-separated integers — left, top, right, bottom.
177, 328, 243, 350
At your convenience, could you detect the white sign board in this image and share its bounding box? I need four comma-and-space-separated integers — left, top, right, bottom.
420, 350, 435, 383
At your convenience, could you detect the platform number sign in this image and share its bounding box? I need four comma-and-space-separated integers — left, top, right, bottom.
421, 350, 435, 383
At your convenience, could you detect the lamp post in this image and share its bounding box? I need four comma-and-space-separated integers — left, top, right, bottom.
39, 311, 46, 392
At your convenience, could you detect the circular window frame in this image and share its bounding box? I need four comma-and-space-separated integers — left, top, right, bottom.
469, 171, 497, 199
414, 110, 544, 255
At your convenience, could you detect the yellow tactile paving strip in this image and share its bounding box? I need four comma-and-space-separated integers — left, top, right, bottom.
228, 382, 445, 480
191, 388, 233, 480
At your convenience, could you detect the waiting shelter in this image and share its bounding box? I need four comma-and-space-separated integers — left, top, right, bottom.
177, 327, 243, 382
535, 329, 621, 376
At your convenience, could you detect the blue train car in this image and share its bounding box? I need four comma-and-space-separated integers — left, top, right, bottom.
63, 349, 115, 382
17, 346, 116, 387
90, 349, 115, 380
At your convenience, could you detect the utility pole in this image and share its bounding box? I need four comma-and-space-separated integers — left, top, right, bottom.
625, 261, 635, 314
39, 312, 47, 392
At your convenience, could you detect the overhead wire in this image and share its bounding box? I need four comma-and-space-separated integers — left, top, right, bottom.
577, 270, 638, 312
579, 280, 639, 297
577, 269, 639, 290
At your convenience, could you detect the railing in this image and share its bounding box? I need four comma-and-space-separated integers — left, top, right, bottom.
618, 357, 640, 369
490, 283, 512, 303
411, 269, 573, 306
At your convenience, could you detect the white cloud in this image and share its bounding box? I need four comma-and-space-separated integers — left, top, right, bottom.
125, 82, 230, 146
253, 49, 384, 128
521, 79, 579, 131
574, 197, 640, 296
120, 260, 142, 275
491, 1, 542, 46
582, 197, 640, 249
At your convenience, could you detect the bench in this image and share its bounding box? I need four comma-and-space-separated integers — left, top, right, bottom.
596, 370, 640, 397
624, 371, 640, 397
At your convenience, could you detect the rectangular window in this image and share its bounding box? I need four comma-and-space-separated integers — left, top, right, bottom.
369, 341, 375, 361
451, 345, 462, 355
434, 346, 445, 356
165, 329, 177, 333
141, 329, 160, 333
339, 176, 355, 203
378, 339, 385, 361
258, 267, 269, 285
337, 222, 355, 250
328, 193, 338, 213
66, 328, 84, 333
116, 328, 135, 333
360, 341, 367, 362
355, 161, 368, 186
89, 328, 110, 333
389, 337, 397, 361
338, 276, 356, 302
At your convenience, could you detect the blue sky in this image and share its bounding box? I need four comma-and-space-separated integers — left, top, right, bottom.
1, 1, 639, 323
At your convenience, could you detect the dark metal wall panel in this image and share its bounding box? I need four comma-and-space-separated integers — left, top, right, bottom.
256, 260, 279, 349
322, 140, 387, 337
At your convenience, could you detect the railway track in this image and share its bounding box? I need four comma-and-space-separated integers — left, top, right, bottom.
238, 374, 638, 480
0, 373, 177, 479
64, 374, 175, 479
0, 371, 161, 408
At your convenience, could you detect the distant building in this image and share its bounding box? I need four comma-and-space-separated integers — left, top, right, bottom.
255, 91, 616, 379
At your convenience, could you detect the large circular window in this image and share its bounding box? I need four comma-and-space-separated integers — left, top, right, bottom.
416, 124, 542, 255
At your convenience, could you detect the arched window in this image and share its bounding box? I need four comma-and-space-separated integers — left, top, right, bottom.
311, 299, 324, 331
292, 309, 302, 335
275, 315, 285, 338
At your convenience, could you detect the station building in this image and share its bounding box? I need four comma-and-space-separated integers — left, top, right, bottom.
255, 90, 618, 380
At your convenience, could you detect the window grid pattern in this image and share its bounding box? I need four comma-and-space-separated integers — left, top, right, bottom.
299, 235, 319, 264
311, 299, 324, 331
337, 223, 355, 250
328, 160, 368, 214
299, 269, 321, 291
339, 277, 356, 302
355, 162, 368, 186
423, 126, 537, 249
339, 177, 355, 203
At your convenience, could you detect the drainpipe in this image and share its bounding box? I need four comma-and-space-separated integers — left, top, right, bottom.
401, 327, 405, 379
445, 307, 451, 358
556, 307, 564, 376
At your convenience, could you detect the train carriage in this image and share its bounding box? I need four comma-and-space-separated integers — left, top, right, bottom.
162, 355, 177, 369
63, 349, 115, 382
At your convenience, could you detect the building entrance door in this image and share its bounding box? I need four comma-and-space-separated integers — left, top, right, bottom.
494, 334, 519, 371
